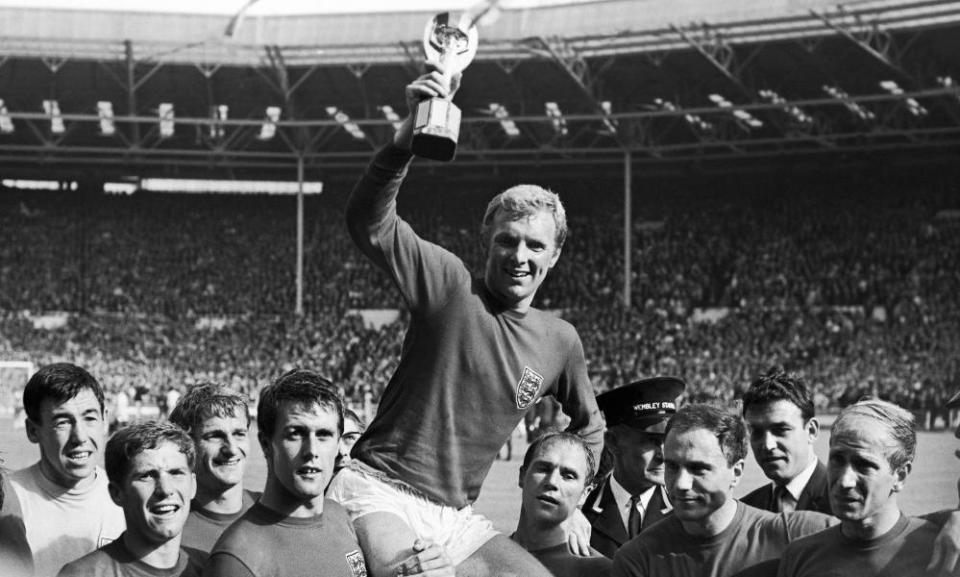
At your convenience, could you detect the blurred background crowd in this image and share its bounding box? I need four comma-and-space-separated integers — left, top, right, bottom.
1, 167, 957, 421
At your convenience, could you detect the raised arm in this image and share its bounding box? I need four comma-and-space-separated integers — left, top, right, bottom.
344, 62, 469, 313
345, 62, 461, 266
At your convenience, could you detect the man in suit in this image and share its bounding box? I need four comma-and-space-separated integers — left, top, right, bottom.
740, 369, 831, 515
583, 377, 686, 558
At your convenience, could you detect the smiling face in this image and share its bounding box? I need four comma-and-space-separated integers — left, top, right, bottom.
608, 426, 666, 494
744, 400, 818, 486
828, 421, 908, 530
26, 388, 107, 489
519, 440, 591, 528
665, 428, 743, 529
193, 412, 249, 495
261, 400, 340, 512
110, 441, 196, 546
483, 209, 561, 312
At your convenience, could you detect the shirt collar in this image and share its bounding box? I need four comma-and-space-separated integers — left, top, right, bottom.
610, 476, 657, 526
781, 454, 819, 501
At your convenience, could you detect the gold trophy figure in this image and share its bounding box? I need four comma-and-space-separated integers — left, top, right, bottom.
411, 12, 479, 161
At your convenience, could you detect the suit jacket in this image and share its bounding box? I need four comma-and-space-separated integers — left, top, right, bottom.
741, 459, 832, 515
583, 474, 672, 559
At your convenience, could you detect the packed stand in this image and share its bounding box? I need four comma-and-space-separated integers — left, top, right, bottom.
0, 169, 958, 408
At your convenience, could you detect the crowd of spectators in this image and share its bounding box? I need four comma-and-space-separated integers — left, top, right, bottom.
0, 166, 957, 413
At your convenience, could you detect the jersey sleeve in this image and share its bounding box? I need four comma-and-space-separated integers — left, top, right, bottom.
611, 541, 648, 577
0, 479, 34, 577
204, 552, 257, 577
345, 144, 471, 315
783, 510, 837, 541
555, 332, 604, 467
776, 540, 804, 577
919, 508, 956, 527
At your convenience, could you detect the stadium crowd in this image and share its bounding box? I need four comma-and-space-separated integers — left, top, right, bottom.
1, 57, 960, 572
1, 169, 957, 412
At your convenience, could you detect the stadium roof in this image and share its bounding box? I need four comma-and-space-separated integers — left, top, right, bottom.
1, 0, 959, 183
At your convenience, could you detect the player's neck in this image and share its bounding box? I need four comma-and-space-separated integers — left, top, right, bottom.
260, 477, 324, 519
841, 502, 901, 541
121, 531, 183, 570
38, 459, 96, 492
683, 497, 738, 538
513, 512, 566, 551
193, 482, 244, 515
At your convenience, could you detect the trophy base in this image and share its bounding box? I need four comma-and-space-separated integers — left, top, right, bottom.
412, 98, 461, 162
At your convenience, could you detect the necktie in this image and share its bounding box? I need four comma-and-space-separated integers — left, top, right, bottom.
774, 485, 796, 514
628, 495, 643, 538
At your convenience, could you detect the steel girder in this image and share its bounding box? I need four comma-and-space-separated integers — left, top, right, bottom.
0, 10, 959, 180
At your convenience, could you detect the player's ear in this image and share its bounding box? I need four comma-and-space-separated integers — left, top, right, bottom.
107, 481, 124, 507
25, 417, 40, 444
548, 246, 562, 269
729, 458, 745, 490
258, 431, 272, 459
892, 461, 912, 493
805, 417, 820, 442
578, 484, 592, 508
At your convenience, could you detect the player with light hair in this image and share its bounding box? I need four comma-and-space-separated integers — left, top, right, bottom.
58, 421, 200, 577
512, 431, 612, 576
330, 60, 603, 577
779, 398, 956, 577
169, 382, 258, 561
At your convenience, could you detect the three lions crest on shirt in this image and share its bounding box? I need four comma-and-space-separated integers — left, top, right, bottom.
515, 366, 544, 409
346, 550, 367, 577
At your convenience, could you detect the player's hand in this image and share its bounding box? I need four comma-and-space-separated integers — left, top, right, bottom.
927, 510, 960, 575
395, 539, 455, 576
394, 61, 463, 150
563, 507, 593, 557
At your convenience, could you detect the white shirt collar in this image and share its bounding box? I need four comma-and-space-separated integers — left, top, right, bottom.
780, 454, 819, 502
610, 476, 657, 529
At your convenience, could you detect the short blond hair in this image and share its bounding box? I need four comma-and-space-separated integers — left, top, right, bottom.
832, 398, 916, 470
481, 184, 567, 249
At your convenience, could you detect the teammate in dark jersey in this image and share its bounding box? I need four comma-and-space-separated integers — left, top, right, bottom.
206, 369, 451, 577
59, 422, 201, 577
512, 432, 612, 577
329, 61, 604, 577
780, 399, 955, 577
168, 382, 260, 561
611, 404, 835, 577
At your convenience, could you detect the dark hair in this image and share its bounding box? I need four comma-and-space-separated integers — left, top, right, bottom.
257, 369, 343, 439
741, 368, 815, 421
520, 431, 597, 488
343, 408, 366, 433
169, 382, 250, 436
105, 421, 196, 485
24, 363, 105, 423
665, 404, 748, 466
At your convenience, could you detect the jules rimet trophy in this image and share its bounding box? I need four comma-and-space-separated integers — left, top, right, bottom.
411, 12, 479, 161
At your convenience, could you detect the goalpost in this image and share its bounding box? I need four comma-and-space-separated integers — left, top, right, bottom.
0, 360, 35, 419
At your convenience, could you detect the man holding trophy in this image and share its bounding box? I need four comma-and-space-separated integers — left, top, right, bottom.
329, 10, 604, 577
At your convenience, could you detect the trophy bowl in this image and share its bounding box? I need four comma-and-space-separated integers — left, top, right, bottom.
410, 12, 479, 162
